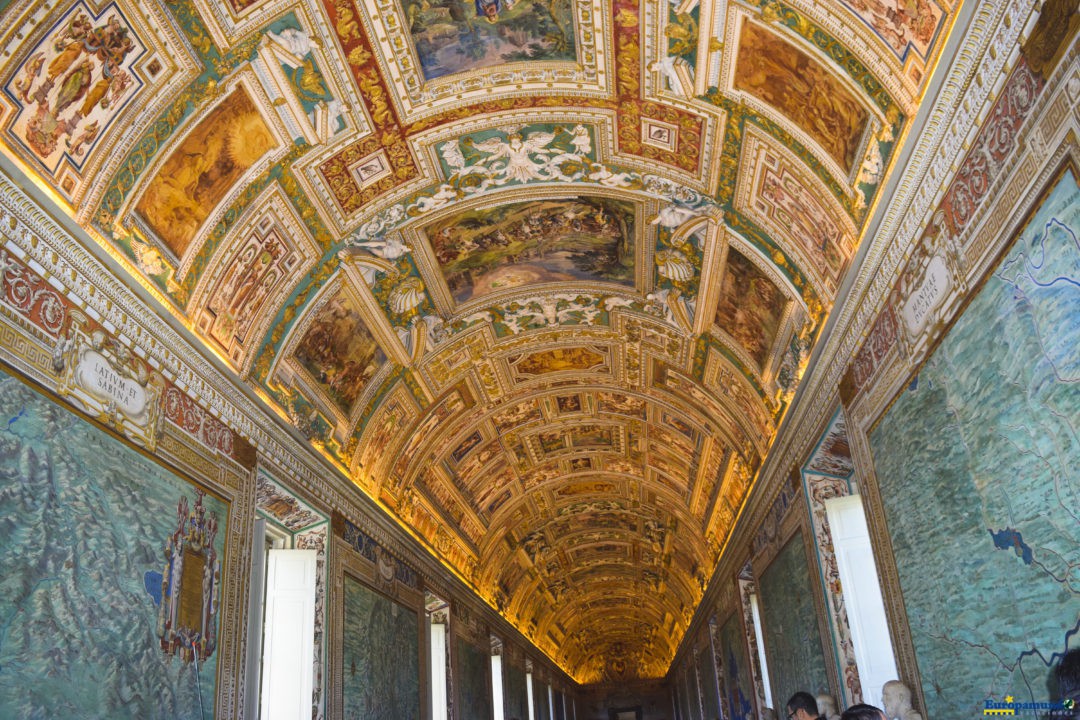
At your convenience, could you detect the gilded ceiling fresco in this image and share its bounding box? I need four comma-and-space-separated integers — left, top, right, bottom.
0, 0, 953, 685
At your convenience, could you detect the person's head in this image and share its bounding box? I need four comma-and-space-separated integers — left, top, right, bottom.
786, 692, 819, 720
882, 681, 913, 716
841, 704, 887, 720
1059, 648, 1080, 699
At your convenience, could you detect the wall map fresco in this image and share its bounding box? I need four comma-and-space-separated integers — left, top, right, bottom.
341, 574, 421, 720
0, 374, 226, 719
869, 169, 1080, 718
398, 0, 577, 80
504, 661, 529, 720
718, 612, 756, 720
758, 535, 831, 710
456, 636, 493, 720
424, 197, 635, 304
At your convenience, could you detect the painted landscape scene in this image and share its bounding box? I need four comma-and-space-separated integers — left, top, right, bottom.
425, 197, 636, 304
714, 249, 787, 370
293, 289, 386, 414
398, 0, 577, 80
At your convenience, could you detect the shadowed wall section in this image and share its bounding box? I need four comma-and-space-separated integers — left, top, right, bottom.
341, 574, 421, 719
505, 661, 529, 720
456, 635, 492, 720
758, 534, 831, 711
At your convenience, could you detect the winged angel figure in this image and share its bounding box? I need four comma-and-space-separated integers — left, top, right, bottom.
445, 125, 597, 188
467, 130, 558, 184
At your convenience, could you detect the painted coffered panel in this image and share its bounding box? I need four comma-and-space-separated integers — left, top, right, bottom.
188, 182, 322, 372
0, 0, 197, 208
735, 126, 859, 298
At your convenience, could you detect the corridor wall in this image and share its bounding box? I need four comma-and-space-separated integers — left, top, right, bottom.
667, 12, 1079, 720
0, 371, 236, 719
866, 164, 1079, 718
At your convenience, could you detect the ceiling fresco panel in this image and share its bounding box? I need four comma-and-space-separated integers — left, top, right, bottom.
293, 288, 388, 414
733, 19, 869, 174
421, 195, 638, 307
597, 390, 648, 420
491, 398, 544, 432
346, 0, 608, 117
273, 274, 401, 435
837, 0, 946, 62
701, 348, 776, 456
353, 382, 422, 490
190, 183, 321, 371
134, 83, 280, 261
389, 381, 477, 489
735, 127, 857, 297
399, 0, 578, 80
510, 344, 611, 378
3, 2, 146, 177
0, 0, 195, 207
712, 246, 791, 372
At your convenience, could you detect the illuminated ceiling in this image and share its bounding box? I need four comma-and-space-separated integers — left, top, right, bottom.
0, 0, 953, 683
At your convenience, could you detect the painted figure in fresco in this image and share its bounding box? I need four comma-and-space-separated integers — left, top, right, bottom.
475, 0, 501, 22
18, 10, 137, 161
469, 130, 557, 183
881, 681, 922, 720
845, 0, 940, 56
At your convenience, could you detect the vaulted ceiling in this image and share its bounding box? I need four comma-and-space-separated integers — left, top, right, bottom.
0, 0, 954, 683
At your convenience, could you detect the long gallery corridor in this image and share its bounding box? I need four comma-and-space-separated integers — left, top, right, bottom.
0, 0, 1076, 717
